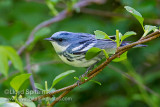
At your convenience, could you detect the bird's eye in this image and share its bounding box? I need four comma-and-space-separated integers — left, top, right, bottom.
58, 38, 63, 42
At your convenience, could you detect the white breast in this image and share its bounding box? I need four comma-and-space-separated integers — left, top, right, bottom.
58, 53, 97, 67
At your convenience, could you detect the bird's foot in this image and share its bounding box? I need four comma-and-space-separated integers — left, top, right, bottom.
76, 61, 99, 86
76, 73, 88, 86
77, 69, 91, 86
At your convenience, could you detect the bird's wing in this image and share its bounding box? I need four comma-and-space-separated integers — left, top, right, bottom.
94, 39, 117, 54
67, 39, 117, 55
67, 39, 97, 55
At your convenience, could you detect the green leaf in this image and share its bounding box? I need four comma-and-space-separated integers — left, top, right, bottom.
113, 52, 128, 62
34, 83, 45, 91
83, 77, 89, 80
74, 77, 79, 80
121, 31, 136, 42
0, 48, 9, 77
85, 47, 102, 60
118, 32, 123, 40
10, 74, 31, 92
142, 25, 157, 37
19, 98, 36, 107
46, 0, 58, 15
89, 80, 102, 85
51, 70, 75, 88
102, 49, 109, 58
94, 30, 110, 39
80, 76, 89, 82
0, 46, 23, 76
124, 6, 144, 29
145, 25, 157, 33
5, 46, 23, 72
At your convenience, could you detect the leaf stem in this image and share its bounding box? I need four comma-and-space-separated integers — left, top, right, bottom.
46, 1, 58, 16
14, 92, 23, 106
45, 81, 48, 93
142, 30, 148, 37
102, 49, 109, 58
116, 30, 120, 47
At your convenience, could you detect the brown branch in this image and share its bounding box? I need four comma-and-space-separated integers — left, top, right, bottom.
17, 10, 68, 55
26, 52, 37, 91
49, 89, 72, 106
140, 31, 160, 40
30, 60, 160, 101
81, 8, 129, 18
32, 31, 160, 106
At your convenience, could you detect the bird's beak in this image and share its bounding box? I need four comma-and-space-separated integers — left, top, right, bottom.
44, 38, 53, 41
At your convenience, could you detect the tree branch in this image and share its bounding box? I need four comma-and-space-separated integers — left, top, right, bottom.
81, 8, 160, 25
26, 52, 37, 91
32, 31, 160, 106
49, 89, 72, 106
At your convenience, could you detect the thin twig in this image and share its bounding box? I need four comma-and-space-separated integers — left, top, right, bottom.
26, 52, 37, 91
49, 89, 72, 106
81, 8, 160, 25
117, 31, 160, 52
18, 10, 68, 55
31, 60, 160, 101
140, 31, 160, 40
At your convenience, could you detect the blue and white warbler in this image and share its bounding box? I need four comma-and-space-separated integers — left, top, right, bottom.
45, 31, 146, 73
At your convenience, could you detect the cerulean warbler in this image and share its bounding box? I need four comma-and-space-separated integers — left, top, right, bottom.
45, 31, 145, 71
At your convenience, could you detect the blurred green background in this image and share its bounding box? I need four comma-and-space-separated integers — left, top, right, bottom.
0, 0, 160, 107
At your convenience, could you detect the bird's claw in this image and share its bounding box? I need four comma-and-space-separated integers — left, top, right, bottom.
76, 74, 88, 87
76, 62, 99, 87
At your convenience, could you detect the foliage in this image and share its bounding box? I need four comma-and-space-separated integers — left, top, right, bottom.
35, 70, 75, 93
85, 7, 142, 62
85, 47, 102, 60
50, 70, 75, 89
0, 46, 23, 77
124, 6, 144, 29
10, 74, 31, 92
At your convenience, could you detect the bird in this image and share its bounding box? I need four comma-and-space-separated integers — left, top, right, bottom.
45, 31, 146, 79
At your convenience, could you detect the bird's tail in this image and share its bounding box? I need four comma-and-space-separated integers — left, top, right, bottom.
120, 41, 147, 47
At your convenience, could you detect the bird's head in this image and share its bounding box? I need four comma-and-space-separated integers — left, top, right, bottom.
45, 31, 95, 52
